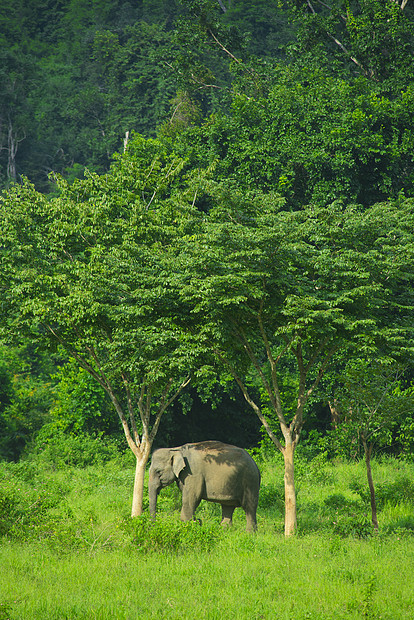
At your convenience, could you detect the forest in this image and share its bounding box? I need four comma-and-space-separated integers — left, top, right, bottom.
1, 1, 414, 616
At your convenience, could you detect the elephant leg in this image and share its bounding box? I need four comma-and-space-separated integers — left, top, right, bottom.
180, 490, 201, 522
244, 510, 257, 533
242, 489, 258, 532
220, 504, 235, 527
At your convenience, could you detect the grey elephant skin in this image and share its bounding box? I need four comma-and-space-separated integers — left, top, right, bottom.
148, 440, 261, 532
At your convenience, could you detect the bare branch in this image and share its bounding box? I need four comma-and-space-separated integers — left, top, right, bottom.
304, 344, 337, 401
217, 0, 228, 12
394, 0, 409, 10
215, 349, 284, 452
122, 372, 141, 447
257, 302, 291, 419
305, 0, 367, 73
236, 323, 287, 428
149, 375, 191, 444
207, 28, 242, 64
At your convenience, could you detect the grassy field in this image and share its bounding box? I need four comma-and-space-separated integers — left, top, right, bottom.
0, 452, 413, 619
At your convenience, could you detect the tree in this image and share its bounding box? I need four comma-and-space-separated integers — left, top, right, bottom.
173, 65, 414, 209
178, 188, 414, 535
0, 136, 197, 516
336, 359, 414, 532
281, 0, 414, 88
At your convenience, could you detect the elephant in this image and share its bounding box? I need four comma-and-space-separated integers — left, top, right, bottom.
148, 440, 261, 532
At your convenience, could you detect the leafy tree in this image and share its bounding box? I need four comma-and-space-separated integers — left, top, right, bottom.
336, 359, 414, 531
0, 0, 39, 187
221, 0, 294, 59
281, 0, 414, 88
178, 188, 414, 535
0, 136, 198, 515
173, 65, 414, 208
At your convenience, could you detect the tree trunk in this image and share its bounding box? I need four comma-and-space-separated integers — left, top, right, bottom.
363, 438, 379, 533
328, 399, 341, 429
131, 456, 147, 517
283, 442, 297, 536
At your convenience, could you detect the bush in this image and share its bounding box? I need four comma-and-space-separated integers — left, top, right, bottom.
388, 516, 414, 535
0, 461, 98, 549
332, 514, 374, 539
26, 431, 125, 469
124, 514, 223, 553
0, 487, 19, 536
350, 475, 414, 509
296, 452, 336, 486
258, 483, 284, 512
320, 493, 373, 538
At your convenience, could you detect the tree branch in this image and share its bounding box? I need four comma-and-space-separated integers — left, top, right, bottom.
257, 301, 291, 420
215, 349, 284, 452
149, 375, 191, 444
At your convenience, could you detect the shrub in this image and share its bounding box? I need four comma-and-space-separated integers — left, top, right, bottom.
390, 516, 414, 533
0, 487, 19, 536
350, 475, 414, 509
332, 514, 373, 539
26, 431, 125, 469
296, 452, 335, 486
124, 514, 223, 553
258, 483, 284, 512
322, 493, 372, 538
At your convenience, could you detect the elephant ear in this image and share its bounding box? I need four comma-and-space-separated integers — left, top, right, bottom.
172, 451, 186, 478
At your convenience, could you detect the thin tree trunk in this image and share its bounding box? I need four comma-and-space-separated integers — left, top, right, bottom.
7, 120, 18, 182
362, 438, 379, 533
131, 456, 148, 517
283, 442, 297, 536
328, 399, 341, 429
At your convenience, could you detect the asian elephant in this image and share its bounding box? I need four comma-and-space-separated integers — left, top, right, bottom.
148, 441, 261, 532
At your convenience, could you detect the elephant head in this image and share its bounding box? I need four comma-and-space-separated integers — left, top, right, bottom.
148, 447, 186, 519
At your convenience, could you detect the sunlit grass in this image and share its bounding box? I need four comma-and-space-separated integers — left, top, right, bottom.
1, 455, 413, 619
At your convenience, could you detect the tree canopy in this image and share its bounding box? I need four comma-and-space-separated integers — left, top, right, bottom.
0, 137, 200, 514
174, 185, 414, 533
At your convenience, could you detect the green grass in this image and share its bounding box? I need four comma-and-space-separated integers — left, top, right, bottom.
1, 454, 413, 619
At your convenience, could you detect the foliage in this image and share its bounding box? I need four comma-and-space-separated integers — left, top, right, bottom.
47, 360, 118, 436
27, 430, 125, 469
324, 494, 373, 539
0, 1, 189, 190
0, 135, 204, 513
178, 189, 414, 445
282, 0, 414, 89
0, 0, 293, 190
124, 513, 222, 552
350, 475, 414, 509
174, 185, 414, 533
335, 359, 414, 454
257, 482, 285, 512
174, 68, 414, 208
0, 344, 56, 460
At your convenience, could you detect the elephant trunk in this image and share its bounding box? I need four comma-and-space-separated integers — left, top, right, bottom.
148, 469, 161, 520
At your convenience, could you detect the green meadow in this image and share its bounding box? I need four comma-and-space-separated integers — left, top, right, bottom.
1, 452, 413, 620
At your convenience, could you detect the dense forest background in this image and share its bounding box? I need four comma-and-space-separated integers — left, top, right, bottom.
0, 0, 291, 192
1, 0, 414, 466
